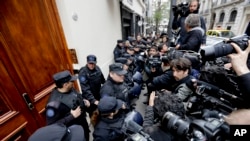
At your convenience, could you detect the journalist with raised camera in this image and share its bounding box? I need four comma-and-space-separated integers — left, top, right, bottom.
143, 91, 187, 141
143, 46, 163, 95
172, 0, 206, 46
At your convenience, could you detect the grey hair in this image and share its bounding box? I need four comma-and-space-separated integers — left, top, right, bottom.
184, 14, 201, 28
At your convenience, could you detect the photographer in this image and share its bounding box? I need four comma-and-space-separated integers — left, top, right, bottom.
46, 70, 90, 141
172, 0, 206, 46
170, 57, 195, 101
143, 48, 163, 96
158, 43, 169, 56
143, 91, 186, 141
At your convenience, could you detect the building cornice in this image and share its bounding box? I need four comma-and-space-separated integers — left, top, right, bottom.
213, 0, 244, 10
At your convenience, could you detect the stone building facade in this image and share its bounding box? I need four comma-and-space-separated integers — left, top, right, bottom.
200, 0, 250, 35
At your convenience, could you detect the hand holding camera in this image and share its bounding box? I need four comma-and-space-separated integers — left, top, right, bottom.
227, 40, 250, 76
71, 106, 81, 118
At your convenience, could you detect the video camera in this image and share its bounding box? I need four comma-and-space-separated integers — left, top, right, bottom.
148, 57, 162, 69
161, 111, 230, 141
200, 34, 250, 61
172, 2, 189, 17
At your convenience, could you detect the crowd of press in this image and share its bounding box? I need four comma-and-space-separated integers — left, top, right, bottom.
28, 0, 250, 141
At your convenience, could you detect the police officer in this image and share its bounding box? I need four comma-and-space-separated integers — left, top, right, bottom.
115, 57, 142, 98
46, 70, 90, 141
92, 96, 127, 141
100, 63, 131, 109
113, 39, 125, 60
79, 55, 105, 116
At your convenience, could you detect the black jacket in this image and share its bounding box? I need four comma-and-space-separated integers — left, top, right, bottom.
93, 115, 125, 141
46, 88, 89, 140
100, 76, 130, 106
113, 45, 125, 60
172, 15, 206, 45
178, 27, 203, 52
152, 70, 176, 91
238, 72, 250, 107
79, 65, 105, 103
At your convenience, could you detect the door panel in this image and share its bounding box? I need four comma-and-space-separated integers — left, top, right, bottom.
0, 59, 30, 140
0, 0, 70, 95
0, 0, 73, 140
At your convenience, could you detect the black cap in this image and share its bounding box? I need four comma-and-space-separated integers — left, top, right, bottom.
117, 39, 123, 43
98, 96, 123, 114
53, 70, 77, 83
109, 63, 127, 75
28, 123, 84, 141
115, 57, 128, 65
87, 55, 97, 64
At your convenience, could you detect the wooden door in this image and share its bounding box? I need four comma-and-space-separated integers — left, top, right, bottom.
0, 0, 73, 140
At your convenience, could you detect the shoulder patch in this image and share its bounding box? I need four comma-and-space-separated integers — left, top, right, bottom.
46, 109, 55, 117
79, 76, 86, 82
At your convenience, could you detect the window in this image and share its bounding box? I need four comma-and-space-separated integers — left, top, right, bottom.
229, 10, 237, 22
219, 12, 225, 22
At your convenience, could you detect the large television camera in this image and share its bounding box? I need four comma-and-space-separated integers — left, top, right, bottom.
172, 2, 189, 17
200, 34, 250, 61
161, 111, 230, 141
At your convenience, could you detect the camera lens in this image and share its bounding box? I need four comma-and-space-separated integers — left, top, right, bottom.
200, 34, 249, 61
162, 112, 190, 136
200, 42, 233, 61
